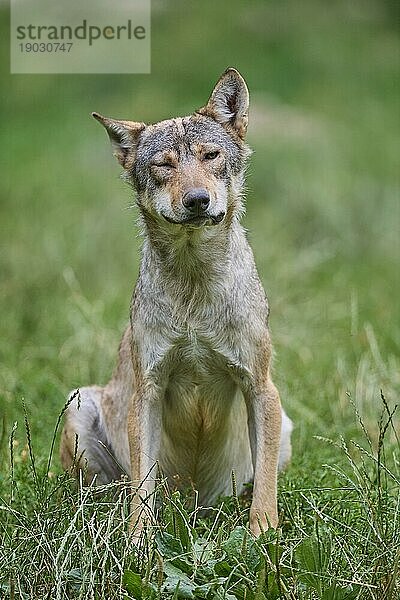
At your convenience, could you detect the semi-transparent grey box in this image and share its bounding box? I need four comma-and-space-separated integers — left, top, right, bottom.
11, 0, 150, 74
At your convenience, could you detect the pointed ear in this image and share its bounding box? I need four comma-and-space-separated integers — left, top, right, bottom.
198, 68, 249, 139
92, 112, 145, 168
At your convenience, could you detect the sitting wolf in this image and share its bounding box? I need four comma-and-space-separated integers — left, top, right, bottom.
60, 68, 293, 537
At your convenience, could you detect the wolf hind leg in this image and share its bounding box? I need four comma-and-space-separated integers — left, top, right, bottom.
60, 386, 125, 485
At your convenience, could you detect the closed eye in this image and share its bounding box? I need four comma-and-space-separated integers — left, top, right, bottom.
152, 162, 175, 169
204, 150, 220, 160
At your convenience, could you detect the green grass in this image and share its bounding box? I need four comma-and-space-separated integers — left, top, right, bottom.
1, 398, 399, 598
0, 0, 399, 597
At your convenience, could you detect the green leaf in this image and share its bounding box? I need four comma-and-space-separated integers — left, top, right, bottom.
123, 570, 143, 599
214, 560, 232, 576
155, 530, 193, 575
321, 583, 359, 600
295, 535, 331, 592
262, 539, 283, 565
193, 580, 230, 598
155, 531, 184, 558
254, 564, 267, 600
65, 567, 83, 591
163, 490, 194, 552
172, 580, 181, 600
265, 572, 280, 600
193, 536, 214, 562
163, 563, 196, 599
176, 511, 191, 552
223, 526, 262, 572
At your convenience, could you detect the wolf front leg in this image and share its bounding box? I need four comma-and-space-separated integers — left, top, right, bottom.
244, 376, 282, 536
127, 385, 162, 537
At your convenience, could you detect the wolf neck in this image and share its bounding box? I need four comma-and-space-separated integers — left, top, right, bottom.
140, 211, 245, 303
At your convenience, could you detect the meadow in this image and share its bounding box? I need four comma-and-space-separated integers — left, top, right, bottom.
0, 1, 399, 598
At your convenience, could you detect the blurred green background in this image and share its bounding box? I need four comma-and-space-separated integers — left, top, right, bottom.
0, 0, 399, 460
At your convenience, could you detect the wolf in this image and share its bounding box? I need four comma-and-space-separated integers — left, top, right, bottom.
60, 68, 293, 536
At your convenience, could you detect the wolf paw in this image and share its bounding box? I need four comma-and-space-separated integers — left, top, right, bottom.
249, 508, 278, 536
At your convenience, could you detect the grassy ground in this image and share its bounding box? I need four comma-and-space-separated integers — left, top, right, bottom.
0, 0, 399, 598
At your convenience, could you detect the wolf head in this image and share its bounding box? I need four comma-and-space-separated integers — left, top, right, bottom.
93, 68, 251, 229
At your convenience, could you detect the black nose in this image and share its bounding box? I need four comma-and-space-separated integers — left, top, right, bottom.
182, 188, 210, 213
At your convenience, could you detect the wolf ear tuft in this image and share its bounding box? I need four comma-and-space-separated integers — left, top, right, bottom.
199, 68, 249, 139
92, 112, 145, 168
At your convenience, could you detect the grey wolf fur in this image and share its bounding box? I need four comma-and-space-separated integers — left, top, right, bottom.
60, 68, 293, 536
